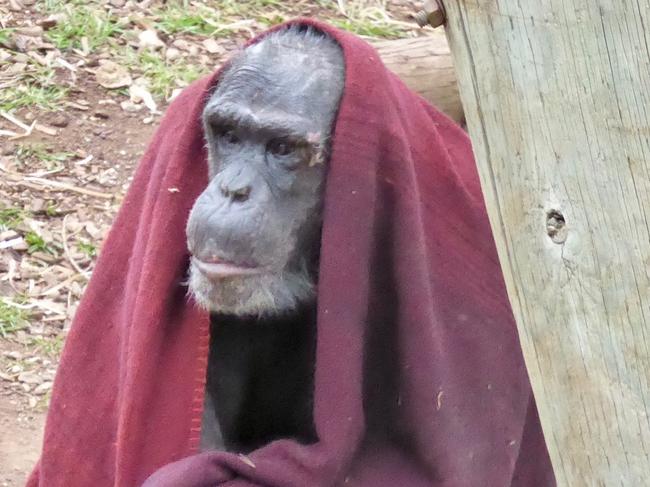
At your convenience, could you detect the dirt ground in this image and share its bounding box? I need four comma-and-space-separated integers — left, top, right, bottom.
0, 394, 44, 486
0, 1, 423, 484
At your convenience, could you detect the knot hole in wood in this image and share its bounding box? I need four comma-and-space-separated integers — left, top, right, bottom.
546, 210, 568, 244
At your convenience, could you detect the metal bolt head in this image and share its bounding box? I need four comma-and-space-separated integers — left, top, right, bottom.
414, 0, 446, 28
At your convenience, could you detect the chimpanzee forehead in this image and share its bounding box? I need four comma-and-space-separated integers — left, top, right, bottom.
205, 70, 340, 139
204, 100, 315, 141
214, 63, 337, 114
213, 35, 342, 108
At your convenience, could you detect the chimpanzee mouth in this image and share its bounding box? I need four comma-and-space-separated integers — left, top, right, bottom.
191, 256, 266, 279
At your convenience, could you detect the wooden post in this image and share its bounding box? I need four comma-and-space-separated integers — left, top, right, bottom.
374, 33, 463, 124
442, 1, 650, 485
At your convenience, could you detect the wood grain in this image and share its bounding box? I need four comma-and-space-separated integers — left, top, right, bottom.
443, 1, 650, 484
374, 33, 464, 123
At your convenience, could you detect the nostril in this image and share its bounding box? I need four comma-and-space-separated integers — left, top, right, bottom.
231, 185, 251, 203
219, 183, 251, 203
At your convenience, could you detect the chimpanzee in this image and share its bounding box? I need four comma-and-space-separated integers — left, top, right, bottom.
185, 26, 345, 452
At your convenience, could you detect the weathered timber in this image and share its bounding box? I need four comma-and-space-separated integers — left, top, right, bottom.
374, 33, 463, 124
444, 1, 650, 485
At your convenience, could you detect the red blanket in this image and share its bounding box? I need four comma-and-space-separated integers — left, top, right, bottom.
27, 19, 555, 487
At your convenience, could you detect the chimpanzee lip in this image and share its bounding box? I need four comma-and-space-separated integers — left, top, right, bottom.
192, 256, 265, 279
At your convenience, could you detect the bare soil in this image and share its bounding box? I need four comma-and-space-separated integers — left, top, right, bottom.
0, 395, 44, 487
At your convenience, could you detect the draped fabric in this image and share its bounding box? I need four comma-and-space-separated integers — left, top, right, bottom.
27, 19, 555, 487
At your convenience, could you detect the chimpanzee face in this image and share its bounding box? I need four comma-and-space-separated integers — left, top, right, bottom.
186, 31, 344, 317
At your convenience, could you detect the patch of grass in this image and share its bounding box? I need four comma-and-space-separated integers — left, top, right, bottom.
0, 207, 25, 231
330, 5, 405, 39
0, 27, 14, 46
24, 231, 55, 255
155, 4, 221, 36
45, 202, 59, 217
0, 62, 68, 112
0, 82, 68, 112
0, 300, 29, 337
239, 0, 286, 7
30, 334, 65, 356
330, 18, 403, 38
254, 11, 290, 27
45, 4, 124, 51
155, 1, 288, 37
122, 49, 206, 100
77, 241, 97, 258
308, 0, 407, 39
217, 0, 289, 15
15, 144, 73, 165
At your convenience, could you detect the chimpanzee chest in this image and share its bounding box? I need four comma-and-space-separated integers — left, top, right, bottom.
206, 306, 317, 452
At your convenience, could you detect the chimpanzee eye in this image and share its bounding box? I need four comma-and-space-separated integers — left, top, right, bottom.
267, 138, 296, 157
215, 126, 239, 145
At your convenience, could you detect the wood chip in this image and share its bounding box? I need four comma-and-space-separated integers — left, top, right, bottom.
16, 26, 44, 37
202, 38, 225, 55
64, 101, 90, 111
34, 123, 58, 136
0, 237, 27, 251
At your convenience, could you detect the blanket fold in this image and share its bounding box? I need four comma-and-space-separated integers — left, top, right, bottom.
27, 19, 555, 487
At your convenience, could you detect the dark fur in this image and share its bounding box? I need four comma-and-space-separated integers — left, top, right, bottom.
205, 307, 317, 452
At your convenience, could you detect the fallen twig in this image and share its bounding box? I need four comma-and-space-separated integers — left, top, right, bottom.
27, 167, 65, 178
0, 297, 66, 315
34, 123, 58, 136
0, 168, 115, 199
42, 315, 67, 322
36, 273, 87, 297
0, 110, 31, 131
24, 177, 113, 199
0, 111, 37, 139
0, 111, 58, 137
62, 215, 91, 278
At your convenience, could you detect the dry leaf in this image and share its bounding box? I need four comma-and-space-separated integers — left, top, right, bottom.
171, 39, 193, 51
34, 382, 53, 395
39, 14, 66, 30
16, 27, 44, 37
6, 62, 27, 74
95, 60, 132, 89
120, 100, 143, 112
202, 38, 225, 55
17, 371, 42, 385
138, 30, 165, 51
84, 221, 102, 239
9, 0, 24, 12
129, 82, 158, 113
165, 47, 181, 61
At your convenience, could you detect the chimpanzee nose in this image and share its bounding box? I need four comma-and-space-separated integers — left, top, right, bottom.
219, 183, 252, 203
